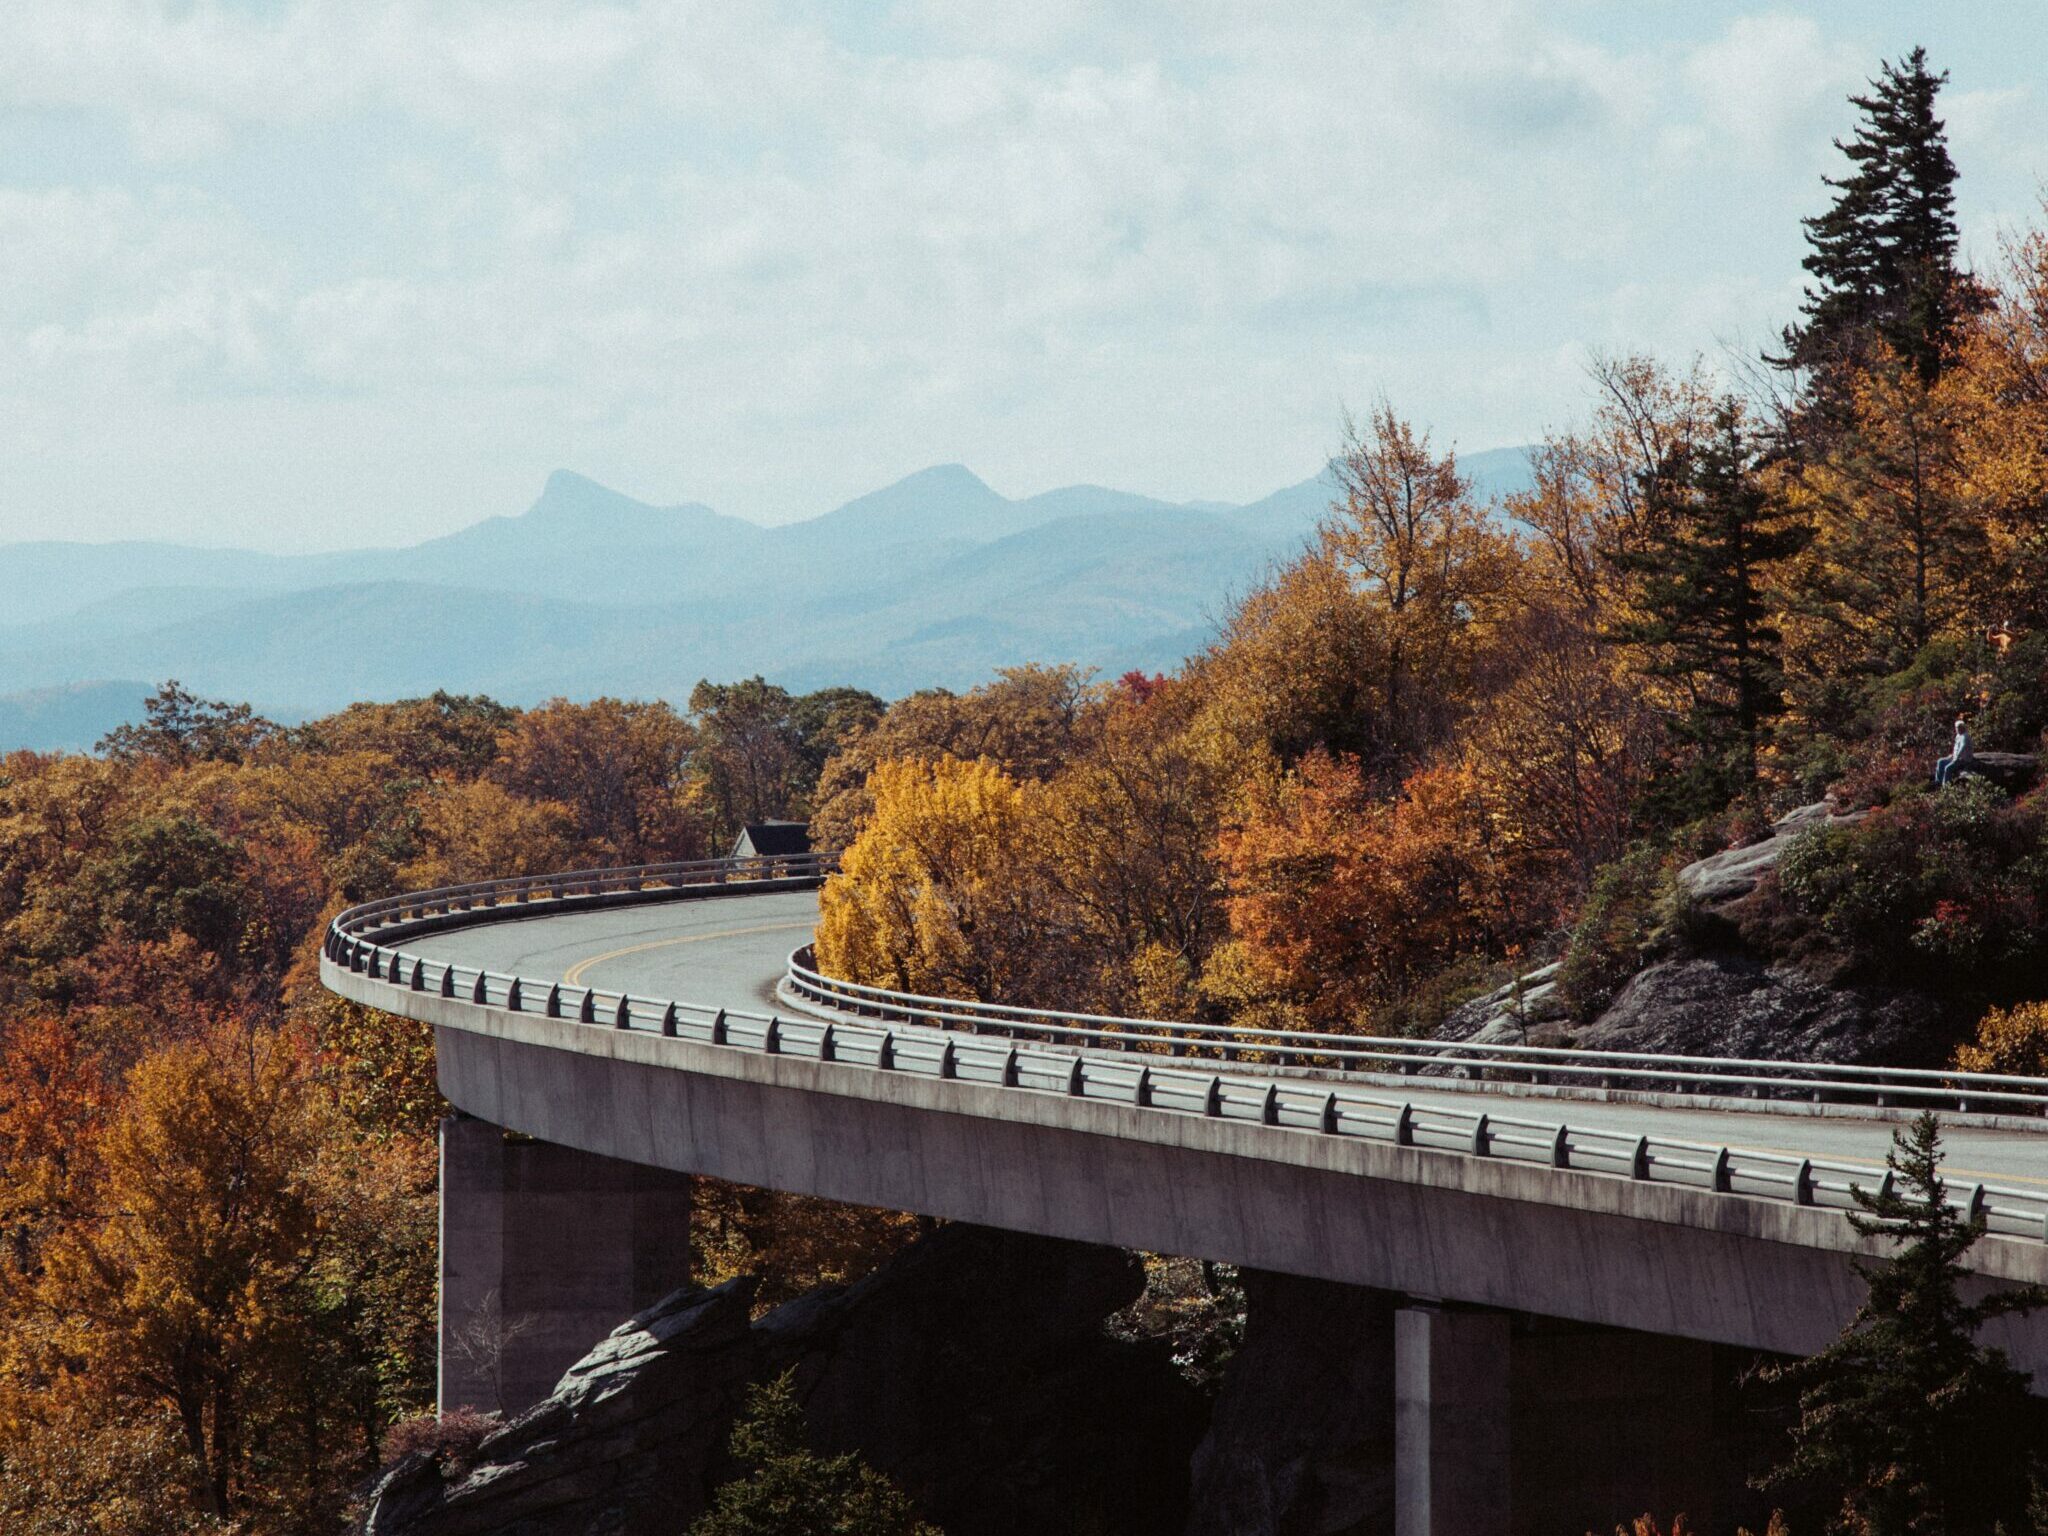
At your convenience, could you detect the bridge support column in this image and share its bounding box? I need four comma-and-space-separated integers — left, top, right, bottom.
1395, 1303, 1511, 1536
439, 1114, 693, 1417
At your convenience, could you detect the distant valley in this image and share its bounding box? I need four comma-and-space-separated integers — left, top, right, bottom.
0, 450, 1534, 750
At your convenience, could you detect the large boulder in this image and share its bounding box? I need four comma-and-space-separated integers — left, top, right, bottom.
1183, 1271, 1398, 1536
763, 1223, 1204, 1536
1580, 954, 1943, 1066
365, 1225, 1205, 1536
1676, 801, 1867, 908
1954, 750, 2039, 795
364, 1280, 761, 1536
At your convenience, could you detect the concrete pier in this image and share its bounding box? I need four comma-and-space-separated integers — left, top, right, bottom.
1396, 1304, 1512, 1536
439, 1114, 694, 1415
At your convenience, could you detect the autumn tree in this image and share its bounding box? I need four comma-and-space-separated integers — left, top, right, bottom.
1218, 754, 1515, 1028
399, 777, 579, 889
1319, 402, 1518, 781
1511, 354, 1717, 620
1786, 352, 1980, 684
491, 696, 704, 863
29, 1027, 324, 1521
686, 679, 884, 847
99, 682, 277, 770
1606, 404, 1810, 800
810, 666, 1090, 849
1027, 681, 1240, 1015
814, 757, 1053, 1002
288, 691, 514, 780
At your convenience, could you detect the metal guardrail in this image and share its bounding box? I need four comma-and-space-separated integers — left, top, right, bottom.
324, 860, 2048, 1244
785, 951, 2048, 1118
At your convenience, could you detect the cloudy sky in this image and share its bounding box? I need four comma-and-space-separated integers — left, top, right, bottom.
2, 2, 2043, 550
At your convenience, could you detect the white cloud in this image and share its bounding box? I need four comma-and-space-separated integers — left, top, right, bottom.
0, 3, 2041, 547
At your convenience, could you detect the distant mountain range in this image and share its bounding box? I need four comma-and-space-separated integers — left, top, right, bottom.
0, 449, 1535, 751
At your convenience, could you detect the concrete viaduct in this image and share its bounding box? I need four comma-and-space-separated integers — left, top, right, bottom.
321, 858, 2048, 1536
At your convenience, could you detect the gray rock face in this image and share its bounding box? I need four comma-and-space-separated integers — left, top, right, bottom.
366, 1224, 1205, 1536
366, 1281, 760, 1536
1581, 954, 1943, 1066
1183, 1271, 1397, 1536
1676, 801, 1867, 907
1954, 751, 2040, 794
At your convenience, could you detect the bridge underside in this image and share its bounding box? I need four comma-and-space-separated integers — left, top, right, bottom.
424, 1013, 2046, 1385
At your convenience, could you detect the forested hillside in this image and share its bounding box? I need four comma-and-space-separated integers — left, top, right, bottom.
4, 45, 2048, 1536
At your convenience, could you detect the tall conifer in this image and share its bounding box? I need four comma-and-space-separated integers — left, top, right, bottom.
1780, 49, 1979, 391
1606, 405, 1808, 797
1759, 1113, 2047, 1535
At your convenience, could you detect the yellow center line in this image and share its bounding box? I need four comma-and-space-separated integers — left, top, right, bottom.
562, 921, 815, 988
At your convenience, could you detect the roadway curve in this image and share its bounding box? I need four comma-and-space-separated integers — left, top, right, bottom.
410, 888, 2047, 1191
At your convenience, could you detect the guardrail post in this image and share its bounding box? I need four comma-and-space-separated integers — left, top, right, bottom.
441, 966, 456, 998
1711, 1147, 1732, 1192
879, 1031, 896, 1070
661, 1003, 678, 1037
1135, 1067, 1152, 1107
1630, 1137, 1651, 1180
507, 978, 523, 1011
1877, 1170, 1896, 1202
1963, 1183, 1987, 1224
1793, 1160, 1815, 1205
1002, 1048, 1020, 1087
1260, 1084, 1280, 1126
1470, 1114, 1490, 1156
1070, 1058, 1089, 1098
1201, 1074, 1222, 1115
1550, 1125, 1569, 1169
410, 958, 426, 991
1321, 1093, 1340, 1134
368, 950, 384, 980
710, 1010, 727, 1045
1394, 1103, 1415, 1147
614, 997, 631, 1030
936, 1039, 954, 1077
545, 984, 562, 1019
819, 1024, 835, 1062
764, 1018, 781, 1055
473, 973, 488, 1005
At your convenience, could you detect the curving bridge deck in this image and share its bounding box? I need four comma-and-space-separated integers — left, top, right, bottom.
323, 861, 2048, 1533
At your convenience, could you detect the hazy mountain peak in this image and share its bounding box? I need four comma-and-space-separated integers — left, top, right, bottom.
528, 469, 658, 520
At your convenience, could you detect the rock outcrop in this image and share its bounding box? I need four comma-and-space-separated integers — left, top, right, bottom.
1955, 750, 2040, 794
1183, 1271, 1397, 1536
366, 1224, 1204, 1536
1676, 801, 1867, 908
1580, 953, 1943, 1066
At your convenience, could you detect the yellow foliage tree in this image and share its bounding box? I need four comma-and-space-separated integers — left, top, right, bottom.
31, 1029, 323, 1521
814, 756, 1048, 1001
1952, 1000, 2048, 1076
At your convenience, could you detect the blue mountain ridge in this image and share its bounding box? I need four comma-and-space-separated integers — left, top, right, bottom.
0, 449, 1536, 750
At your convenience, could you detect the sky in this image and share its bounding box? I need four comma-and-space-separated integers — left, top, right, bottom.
1, 2, 2044, 551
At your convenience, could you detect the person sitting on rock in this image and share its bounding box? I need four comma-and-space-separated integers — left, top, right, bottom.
1935, 715, 1975, 788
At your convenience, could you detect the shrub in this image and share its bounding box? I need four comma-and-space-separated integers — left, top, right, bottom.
1558, 847, 1672, 1020
690, 1371, 939, 1536
1953, 1000, 2048, 1076
1773, 778, 2048, 990
381, 1406, 500, 1473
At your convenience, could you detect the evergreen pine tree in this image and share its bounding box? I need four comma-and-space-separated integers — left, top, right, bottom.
1605, 404, 1809, 798
690, 1372, 941, 1536
1780, 48, 1980, 391
1759, 1113, 2048, 1535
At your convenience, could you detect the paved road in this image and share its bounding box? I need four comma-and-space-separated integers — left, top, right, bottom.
409, 889, 2048, 1190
